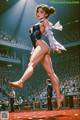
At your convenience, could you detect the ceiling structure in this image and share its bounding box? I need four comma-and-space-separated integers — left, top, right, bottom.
0, 0, 19, 15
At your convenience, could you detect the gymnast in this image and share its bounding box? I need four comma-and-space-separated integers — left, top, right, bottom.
9, 4, 66, 110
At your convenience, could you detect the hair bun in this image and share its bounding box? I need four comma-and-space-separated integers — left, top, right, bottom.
49, 6, 55, 15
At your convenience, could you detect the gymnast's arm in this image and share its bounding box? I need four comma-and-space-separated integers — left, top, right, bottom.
43, 20, 66, 53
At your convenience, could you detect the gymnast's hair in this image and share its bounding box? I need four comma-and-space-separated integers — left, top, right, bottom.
35, 4, 55, 18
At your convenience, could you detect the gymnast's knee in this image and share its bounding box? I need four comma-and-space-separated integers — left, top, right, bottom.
47, 70, 55, 77
28, 62, 35, 68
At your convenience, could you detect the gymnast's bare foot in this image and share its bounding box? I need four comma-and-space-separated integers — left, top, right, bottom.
9, 80, 23, 88
57, 96, 64, 110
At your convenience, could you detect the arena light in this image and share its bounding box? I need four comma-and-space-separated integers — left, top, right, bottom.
20, 0, 26, 1
7, 64, 12, 67
6, 0, 9, 2
75, 20, 79, 23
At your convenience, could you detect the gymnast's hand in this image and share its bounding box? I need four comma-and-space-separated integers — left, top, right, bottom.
53, 48, 62, 54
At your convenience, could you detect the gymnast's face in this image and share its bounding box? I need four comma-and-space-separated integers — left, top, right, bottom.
36, 7, 48, 20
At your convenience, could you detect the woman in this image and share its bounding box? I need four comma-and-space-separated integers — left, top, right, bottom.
9, 4, 66, 109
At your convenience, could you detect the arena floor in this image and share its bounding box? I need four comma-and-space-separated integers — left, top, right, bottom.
0, 108, 80, 120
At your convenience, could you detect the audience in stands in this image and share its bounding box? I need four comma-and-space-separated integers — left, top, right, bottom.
0, 31, 30, 46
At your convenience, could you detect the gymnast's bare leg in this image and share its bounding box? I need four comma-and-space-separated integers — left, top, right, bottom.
9, 40, 49, 88
41, 54, 64, 109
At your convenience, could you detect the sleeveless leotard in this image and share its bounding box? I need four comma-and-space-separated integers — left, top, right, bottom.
29, 23, 42, 48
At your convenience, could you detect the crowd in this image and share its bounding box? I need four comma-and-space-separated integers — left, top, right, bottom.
0, 31, 29, 46
0, 63, 22, 96
54, 21, 80, 44
0, 52, 20, 60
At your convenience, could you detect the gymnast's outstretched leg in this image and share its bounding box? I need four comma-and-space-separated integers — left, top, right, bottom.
9, 43, 49, 88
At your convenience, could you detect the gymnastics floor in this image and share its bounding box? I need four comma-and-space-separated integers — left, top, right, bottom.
0, 108, 80, 120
